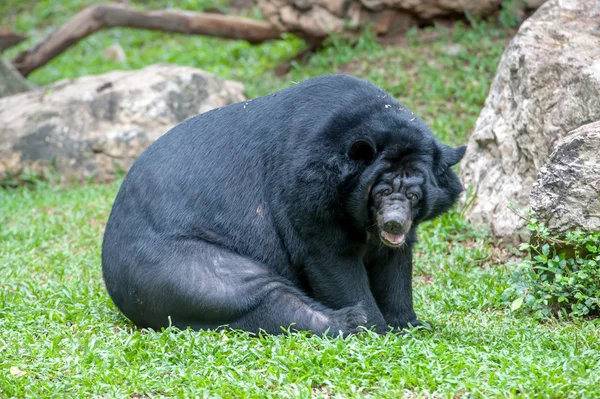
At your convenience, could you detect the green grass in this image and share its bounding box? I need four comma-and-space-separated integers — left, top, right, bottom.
3, 183, 600, 398
2, 1, 600, 397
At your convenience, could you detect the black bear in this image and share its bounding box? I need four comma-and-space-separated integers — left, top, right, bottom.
101, 74, 466, 336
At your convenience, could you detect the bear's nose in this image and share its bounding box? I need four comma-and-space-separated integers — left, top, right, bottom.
383, 220, 403, 234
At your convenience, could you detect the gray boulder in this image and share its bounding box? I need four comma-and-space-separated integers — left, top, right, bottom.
531, 121, 600, 235
0, 64, 245, 182
459, 0, 600, 242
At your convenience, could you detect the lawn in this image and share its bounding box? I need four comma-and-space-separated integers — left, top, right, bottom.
1, 1, 600, 398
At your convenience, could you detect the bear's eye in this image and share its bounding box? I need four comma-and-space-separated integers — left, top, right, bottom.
375, 188, 392, 198
407, 192, 419, 202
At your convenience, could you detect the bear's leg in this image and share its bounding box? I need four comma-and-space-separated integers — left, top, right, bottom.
300, 241, 388, 333
118, 239, 367, 336
225, 281, 369, 336
367, 247, 425, 330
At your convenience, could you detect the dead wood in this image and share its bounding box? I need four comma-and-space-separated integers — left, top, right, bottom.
11, 3, 283, 76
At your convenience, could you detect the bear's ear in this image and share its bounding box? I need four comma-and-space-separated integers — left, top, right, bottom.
348, 139, 376, 163
436, 144, 466, 174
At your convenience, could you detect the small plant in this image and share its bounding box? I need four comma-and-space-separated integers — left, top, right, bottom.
505, 214, 600, 318
1, 169, 51, 189
498, 0, 526, 29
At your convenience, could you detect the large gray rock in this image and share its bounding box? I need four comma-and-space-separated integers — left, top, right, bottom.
0, 64, 245, 182
460, 0, 600, 242
531, 121, 600, 235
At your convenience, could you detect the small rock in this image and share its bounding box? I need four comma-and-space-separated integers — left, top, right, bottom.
0, 56, 34, 98
10, 366, 26, 376
441, 44, 465, 57
103, 43, 127, 63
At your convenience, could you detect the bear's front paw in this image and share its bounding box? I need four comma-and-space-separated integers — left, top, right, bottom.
329, 301, 369, 333
390, 318, 434, 333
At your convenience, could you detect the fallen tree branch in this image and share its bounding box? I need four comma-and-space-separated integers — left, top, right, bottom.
12, 3, 283, 76
0, 28, 27, 52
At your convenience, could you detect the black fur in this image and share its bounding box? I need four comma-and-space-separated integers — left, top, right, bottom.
101, 74, 466, 336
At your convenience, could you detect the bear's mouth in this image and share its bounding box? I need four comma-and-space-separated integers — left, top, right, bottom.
380, 231, 405, 247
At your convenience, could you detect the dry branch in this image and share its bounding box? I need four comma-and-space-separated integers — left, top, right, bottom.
0, 28, 27, 52
11, 3, 283, 76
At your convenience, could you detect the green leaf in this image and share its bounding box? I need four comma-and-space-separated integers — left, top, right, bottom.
542, 244, 550, 257
511, 297, 524, 311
